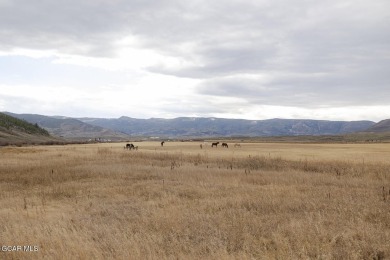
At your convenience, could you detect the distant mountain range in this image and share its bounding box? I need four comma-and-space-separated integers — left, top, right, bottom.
4, 112, 387, 140
79, 116, 376, 138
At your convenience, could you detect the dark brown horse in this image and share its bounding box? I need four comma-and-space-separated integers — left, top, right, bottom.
161, 141, 165, 147
211, 142, 219, 147
125, 143, 136, 150
222, 143, 228, 148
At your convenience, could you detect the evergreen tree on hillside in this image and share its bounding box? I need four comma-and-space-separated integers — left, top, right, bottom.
0, 112, 50, 136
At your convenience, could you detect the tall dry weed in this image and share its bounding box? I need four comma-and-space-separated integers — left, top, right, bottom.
0, 143, 389, 259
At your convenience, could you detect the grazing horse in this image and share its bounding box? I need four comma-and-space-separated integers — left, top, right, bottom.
234, 143, 241, 148
125, 143, 136, 150
161, 141, 165, 147
222, 143, 228, 148
211, 142, 219, 148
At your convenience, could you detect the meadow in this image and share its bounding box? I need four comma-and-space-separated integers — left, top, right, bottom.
0, 141, 389, 259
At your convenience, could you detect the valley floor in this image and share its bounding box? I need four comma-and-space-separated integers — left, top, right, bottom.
1, 142, 390, 259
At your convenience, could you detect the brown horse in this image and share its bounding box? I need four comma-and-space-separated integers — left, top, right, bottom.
161, 141, 165, 147
211, 142, 219, 147
125, 143, 135, 150
222, 143, 228, 148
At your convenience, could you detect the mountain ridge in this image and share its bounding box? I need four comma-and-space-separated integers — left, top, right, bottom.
78, 116, 376, 138
364, 119, 390, 133
4, 112, 385, 139
4, 112, 130, 140
0, 112, 61, 145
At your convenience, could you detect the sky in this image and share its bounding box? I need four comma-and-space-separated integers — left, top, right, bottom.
0, 0, 389, 121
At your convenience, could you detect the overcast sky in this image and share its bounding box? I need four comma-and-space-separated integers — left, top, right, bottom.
0, 0, 389, 121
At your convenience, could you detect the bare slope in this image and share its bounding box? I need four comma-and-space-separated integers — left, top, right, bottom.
364, 119, 390, 133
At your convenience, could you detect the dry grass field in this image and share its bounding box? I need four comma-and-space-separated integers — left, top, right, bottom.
1, 141, 390, 259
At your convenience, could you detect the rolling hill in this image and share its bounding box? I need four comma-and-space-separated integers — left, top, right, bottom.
4, 112, 130, 140
0, 112, 60, 145
364, 119, 390, 133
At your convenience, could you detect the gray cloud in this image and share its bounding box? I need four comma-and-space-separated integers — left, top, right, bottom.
197, 66, 390, 108
1, 0, 389, 113
0, 0, 134, 55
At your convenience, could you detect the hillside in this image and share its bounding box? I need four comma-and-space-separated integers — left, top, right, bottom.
4, 112, 130, 140
0, 112, 60, 145
364, 119, 390, 133
80, 116, 375, 138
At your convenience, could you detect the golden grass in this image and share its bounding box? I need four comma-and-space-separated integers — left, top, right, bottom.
1, 142, 390, 259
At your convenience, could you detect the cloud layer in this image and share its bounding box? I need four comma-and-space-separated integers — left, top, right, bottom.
0, 0, 389, 120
